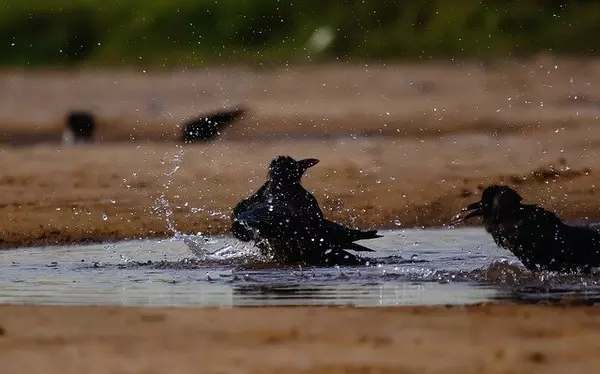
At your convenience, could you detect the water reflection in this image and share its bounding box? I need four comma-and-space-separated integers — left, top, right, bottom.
229, 282, 500, 306
493, 286, 600, 305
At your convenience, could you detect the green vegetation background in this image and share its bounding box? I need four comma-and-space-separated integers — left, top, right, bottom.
1, 0, 599, 67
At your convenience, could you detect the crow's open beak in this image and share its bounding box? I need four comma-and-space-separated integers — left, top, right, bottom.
451, 201, 484, 224
299, 158, 320, 170
461, 201, 484, 220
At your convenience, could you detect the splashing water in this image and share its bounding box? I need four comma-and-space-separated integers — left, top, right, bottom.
154, 146, 185, 237
150, 146, 240, 258
188, 206, 230, 220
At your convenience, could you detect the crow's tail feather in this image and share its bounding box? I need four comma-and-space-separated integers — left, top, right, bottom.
355, 229, 382, 240
345, 242, 376, 252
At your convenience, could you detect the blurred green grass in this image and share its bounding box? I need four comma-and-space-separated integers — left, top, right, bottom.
2, 0, 599, 67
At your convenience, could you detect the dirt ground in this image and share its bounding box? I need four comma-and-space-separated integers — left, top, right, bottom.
1, 57, 600, 248
0, 304, 599, 374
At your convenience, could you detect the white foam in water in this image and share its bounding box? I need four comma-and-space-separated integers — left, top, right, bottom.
174, 232, 259, 260
2, 228, 600, 307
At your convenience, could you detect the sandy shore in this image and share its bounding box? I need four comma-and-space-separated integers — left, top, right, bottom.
0, 133, 597, 249
1, 58, 600, 248
0, 304, 598, 373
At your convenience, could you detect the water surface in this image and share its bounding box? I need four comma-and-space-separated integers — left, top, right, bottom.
1, 228, 599, 307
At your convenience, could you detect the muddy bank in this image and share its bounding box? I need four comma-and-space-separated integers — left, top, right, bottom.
0, 126, 598, 249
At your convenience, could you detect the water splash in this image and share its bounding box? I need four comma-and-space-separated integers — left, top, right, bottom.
181, 234, 261, 261
188, 205, 230, 220
155, 149, 232, 242
154, 194, 177, 234
154, 146, 185, 237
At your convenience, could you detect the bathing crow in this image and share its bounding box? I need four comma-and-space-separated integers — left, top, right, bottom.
181, 107, 246, 143
458, 184, 600, 273
231, 156, 323, 241
231, 155, 381, 266
234, 202, 378, 265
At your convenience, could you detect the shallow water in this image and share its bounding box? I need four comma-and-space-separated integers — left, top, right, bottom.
1, 228, 600, 307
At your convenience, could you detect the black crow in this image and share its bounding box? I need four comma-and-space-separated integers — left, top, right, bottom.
65, 110, 95, 143
231, 155, 381, 266
181, 107, 246, 143
231, 156, 322, 241
457, 184, 600, 273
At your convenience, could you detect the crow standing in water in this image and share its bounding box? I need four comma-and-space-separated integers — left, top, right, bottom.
457, 185, 600, 273
231, 156, 382, 266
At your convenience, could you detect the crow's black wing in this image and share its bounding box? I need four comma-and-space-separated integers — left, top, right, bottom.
231, 182, 269, 241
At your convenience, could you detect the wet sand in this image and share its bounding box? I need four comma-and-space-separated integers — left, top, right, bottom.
0, 131, 598, 249
1, 57, 600, 249
0, 304, 599, 373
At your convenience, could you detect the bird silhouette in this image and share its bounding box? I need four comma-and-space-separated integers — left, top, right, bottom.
181, 106, 246, 143
457, 184, 600, 274
64, 110, 95, 144
231, 155, 381, 266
